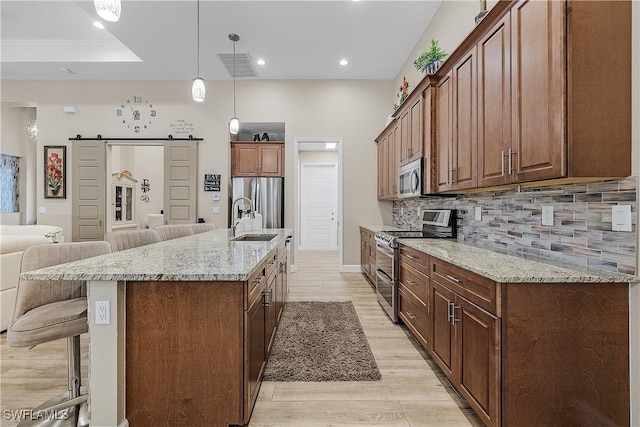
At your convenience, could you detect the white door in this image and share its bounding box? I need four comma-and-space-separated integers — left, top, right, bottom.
300, 163, 337, 250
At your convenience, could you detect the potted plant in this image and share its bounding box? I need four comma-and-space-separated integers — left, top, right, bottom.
414, 39, 448, 74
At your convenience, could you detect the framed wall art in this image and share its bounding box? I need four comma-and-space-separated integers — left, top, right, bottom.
44, 146, 66, 199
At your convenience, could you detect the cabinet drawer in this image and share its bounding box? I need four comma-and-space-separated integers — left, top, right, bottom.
398, 260, 429, 304
399, 244, 430, 275
430, 258, 498, 315
398, 286, 429, 349
247, 263, 268, 310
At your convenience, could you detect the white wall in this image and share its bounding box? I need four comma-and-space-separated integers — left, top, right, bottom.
0, 106, 36, 225
1, 79, 392, 266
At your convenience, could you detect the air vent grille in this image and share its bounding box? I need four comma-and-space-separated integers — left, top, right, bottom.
216, 52, 257, 78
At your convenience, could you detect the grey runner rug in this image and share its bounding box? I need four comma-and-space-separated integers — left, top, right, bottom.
263, 301, 382, 381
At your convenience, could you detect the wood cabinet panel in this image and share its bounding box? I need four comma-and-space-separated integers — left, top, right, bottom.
126, 281, 244, 426
409, 96, 423, 161
231, 143, 284, 177
399, 108, 410, 165
259, 145, 283, 176
502, 282, 629, 426
431, 281, 455, 377
455, 296, 499, 427
359, 228, 375, 287
422, 86, 435, 193
451, 48, 477, 190
399, 260, 429, 305
245, 285, 266, 421
431, 258, 498, 316
398, 285, 429, 350
511, 0, 565, 182
435, 74, 452, 191
478, 14, 512, 187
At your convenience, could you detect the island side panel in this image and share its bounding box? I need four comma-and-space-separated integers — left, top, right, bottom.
126, 281, 244, 426
502, 282, 630, 426
88, 280, 127, 427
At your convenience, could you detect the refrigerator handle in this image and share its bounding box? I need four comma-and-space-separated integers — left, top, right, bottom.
255, 179, 261, 216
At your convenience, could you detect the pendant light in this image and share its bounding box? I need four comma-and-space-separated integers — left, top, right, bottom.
229, 33, 240, 135
94, 0, 121, 22
191, 0, 205, 102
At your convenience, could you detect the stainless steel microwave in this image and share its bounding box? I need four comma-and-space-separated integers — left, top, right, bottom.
398, 158, 422, 198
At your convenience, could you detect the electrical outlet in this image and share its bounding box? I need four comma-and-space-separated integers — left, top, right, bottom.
400, 207, 404, 216
541, 206, 554, 226
474, 206, 482, 221
212, 207, 220, 214
95, 301, 110, 325
612, 205, 632, 232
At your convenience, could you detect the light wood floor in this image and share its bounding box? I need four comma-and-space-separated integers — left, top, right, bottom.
0, 251, 481, 427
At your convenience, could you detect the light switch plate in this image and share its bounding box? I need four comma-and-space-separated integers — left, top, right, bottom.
611, 205, 632, 232
212, 194, 220, 201
541, 206, 554, 226
474, 206, 482, 221
212, 207, 220, 214
38, 207, 46, 214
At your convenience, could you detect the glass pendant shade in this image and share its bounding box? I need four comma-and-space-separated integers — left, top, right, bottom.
192, 78, 205, 103
94, 0, 121, 22
229, 117, 240, 135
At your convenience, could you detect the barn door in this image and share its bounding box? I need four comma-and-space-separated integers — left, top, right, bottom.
163, 141, 197, 224
72, 141, 106, 241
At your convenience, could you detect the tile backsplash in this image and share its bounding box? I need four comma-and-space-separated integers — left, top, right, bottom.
393, 177, 638, 275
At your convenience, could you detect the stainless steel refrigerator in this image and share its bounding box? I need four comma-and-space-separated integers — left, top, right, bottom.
231, 177, 284, 228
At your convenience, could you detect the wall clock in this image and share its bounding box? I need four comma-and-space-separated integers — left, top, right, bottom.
116, 96, 156, 133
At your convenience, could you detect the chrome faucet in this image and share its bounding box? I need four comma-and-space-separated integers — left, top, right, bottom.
231, 197, 255, 237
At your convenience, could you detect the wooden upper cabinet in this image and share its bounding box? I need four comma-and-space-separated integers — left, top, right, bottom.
435, 74, 453, 192
478, 14, 512, 188
511, 0, 565, 182
231, 143, 284, 177
422, 85, 435, 194
451, 48, 477, 191
397, 96, 424, 166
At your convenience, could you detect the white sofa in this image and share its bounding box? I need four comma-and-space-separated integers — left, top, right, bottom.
0, 225, 63, 331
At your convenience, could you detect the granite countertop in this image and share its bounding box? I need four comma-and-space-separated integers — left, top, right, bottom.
20, 229, 293, 282
360, 224, 404, 233
398, 238, 638, 284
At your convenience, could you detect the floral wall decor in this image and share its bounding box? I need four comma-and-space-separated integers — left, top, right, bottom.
44, 146, 66, 199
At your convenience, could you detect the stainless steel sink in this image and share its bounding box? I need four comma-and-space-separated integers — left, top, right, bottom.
232, 234, 278, 242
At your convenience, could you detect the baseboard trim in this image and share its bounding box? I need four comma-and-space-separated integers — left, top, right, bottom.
340, 265, 362, 273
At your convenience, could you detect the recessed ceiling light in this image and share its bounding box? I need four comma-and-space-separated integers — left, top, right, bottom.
93, 21, 105, 29
256, 59, 266, 66
339, 59, 348, 66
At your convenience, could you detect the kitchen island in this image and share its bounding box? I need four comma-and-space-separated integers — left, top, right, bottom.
21, 228, 293, 427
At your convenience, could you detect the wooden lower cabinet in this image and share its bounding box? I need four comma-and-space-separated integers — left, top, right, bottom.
245, 281, 266, 419
397, 248, 629, 427
360, 228, 376, 287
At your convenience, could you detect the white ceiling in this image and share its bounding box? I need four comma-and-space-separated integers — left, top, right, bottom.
0, 0, 442, 81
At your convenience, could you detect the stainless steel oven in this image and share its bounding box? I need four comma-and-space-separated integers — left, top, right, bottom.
374, 209, 457, 323
375, 234, 397, 322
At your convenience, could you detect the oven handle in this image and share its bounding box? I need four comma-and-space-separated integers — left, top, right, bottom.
376, 269, 393, 284
375, 241, 395, 257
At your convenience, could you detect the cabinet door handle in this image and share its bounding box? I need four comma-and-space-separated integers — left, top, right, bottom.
452, 304, 460, 325
501, 150, 506, 176
406, 311, 416, 320
446, 274, 460, 283
263, 289, 272, 307
447, 301, 454, 323
406, 254, 416, 260
509, 149, 516, 175
407, 280, 417, 286
451, 168, 457, 184
253, 275, 264, 284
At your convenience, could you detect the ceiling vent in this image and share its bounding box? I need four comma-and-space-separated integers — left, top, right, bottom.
216, 52, 257, 78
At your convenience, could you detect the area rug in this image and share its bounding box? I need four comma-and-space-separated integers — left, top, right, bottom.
263, 301, 382, 382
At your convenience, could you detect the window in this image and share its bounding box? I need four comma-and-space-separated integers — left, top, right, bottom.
0, 154, 19, 213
